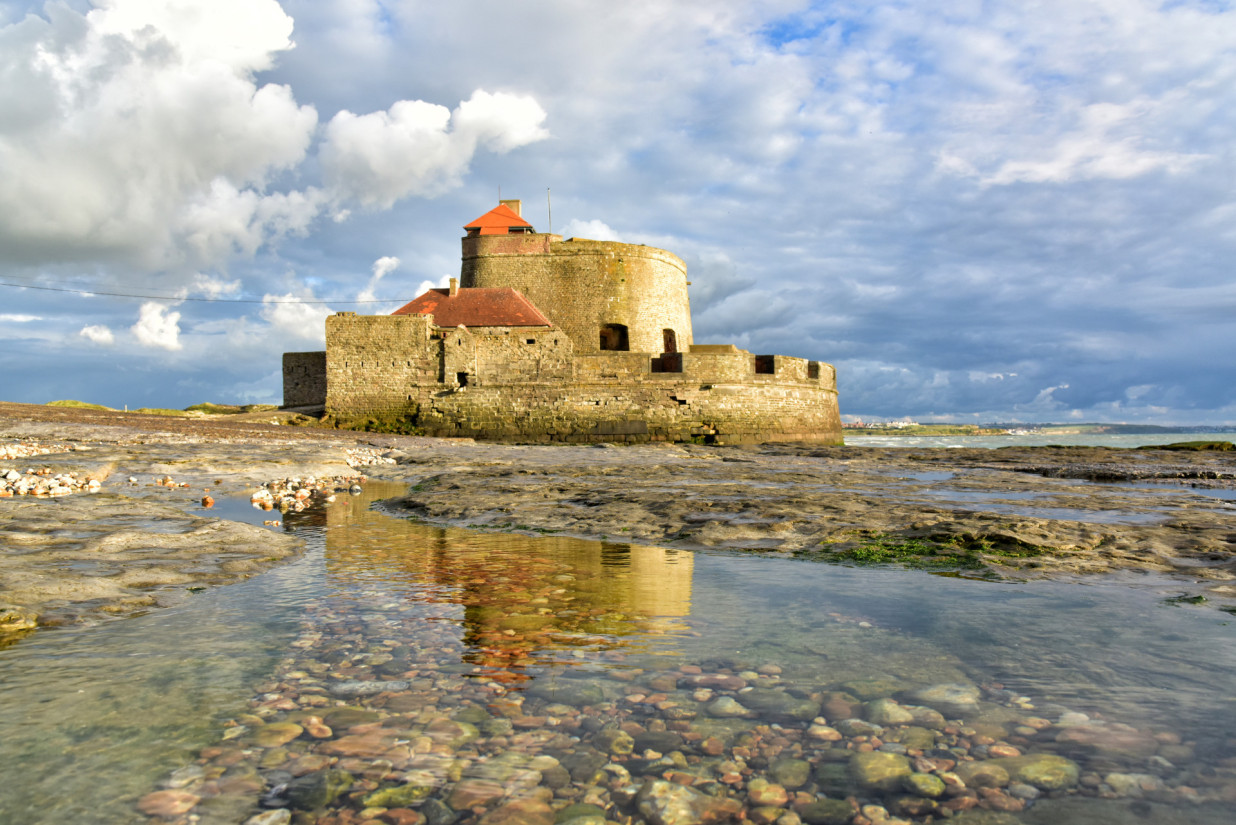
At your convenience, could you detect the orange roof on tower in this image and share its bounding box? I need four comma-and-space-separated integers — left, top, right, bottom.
464, 202, 534, 236
392, 287, 552, 327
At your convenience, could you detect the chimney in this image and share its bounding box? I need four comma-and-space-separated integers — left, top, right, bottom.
499, 198, 522, 217
449, 277, 459, 296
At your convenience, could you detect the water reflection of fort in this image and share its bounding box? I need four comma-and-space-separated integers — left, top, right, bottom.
289, 481, 693, 681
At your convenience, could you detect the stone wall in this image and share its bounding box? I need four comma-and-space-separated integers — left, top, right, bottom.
324, 313, 438, 417
461, 234, 692, 355
300, 312, 843, 445
282, 351, 327, 407
414, 376, 841, 445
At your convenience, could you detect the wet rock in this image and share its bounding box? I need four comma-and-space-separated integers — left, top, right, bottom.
795, 799, 854, 825
136, 789, 200, 817
479, 798, 555, 825
319, 731, 395, 758
329, 679, 410, 696
746, 777, 789, 807
560, 749, 608, 783
892, 795, 938, 817
448, 778, 507, 809
902, 772, 946, 798
890, 725, 936, 751
905, 705, 947, 729
990, 753, 1080, 790
635, 778, 743, 825
807, 722, 843, 741
554, 803, 609, 824
1054, 723, 1160, 759
421, 797, 460, 825
819, 691, 862, 720
954, 761, 1010, 788
244, 811, 292, 825
322, 706, 381, 728
285, 768, 354, 809
594, 727, 635, 755
944, 813, 1024, 825
364, 783, 434, 808
865, 698, 914, 726
840, 679, 903, 701
251, 722, 303, 748
814, 762, 851, 796
770, 758, 811, 789
426, 718, 480, 749
906, 683, 980, 718
634, 731, 685, 753
0, 604, 38, 633
833, 718, 883, 737
706, 696, 749, 718
738, 688, 821, 721
529, 679, 606, 707
162, 764, 205, 789
848, 751, 912, 792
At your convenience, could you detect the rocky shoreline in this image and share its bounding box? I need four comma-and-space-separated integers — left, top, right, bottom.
3, 402, 1236, 640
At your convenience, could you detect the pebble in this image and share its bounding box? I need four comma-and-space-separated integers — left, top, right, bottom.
0, 467, 102, 497
0, 441, 74, 460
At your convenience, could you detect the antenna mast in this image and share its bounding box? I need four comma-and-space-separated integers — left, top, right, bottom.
547, 188, 552, 234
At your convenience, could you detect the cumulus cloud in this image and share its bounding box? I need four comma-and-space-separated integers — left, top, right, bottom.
560, 219, 622, 242
79, 324, 115, 345
0, 1, 548, 276
260, 293, 332, 345
320, 90, 548, 208
412, 275, 452, 301
357, 255, 400, 304
131, 302, 182, 350
0, 0, 316, 269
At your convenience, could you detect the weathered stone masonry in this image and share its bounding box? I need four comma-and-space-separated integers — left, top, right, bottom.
284, 200, 842, 445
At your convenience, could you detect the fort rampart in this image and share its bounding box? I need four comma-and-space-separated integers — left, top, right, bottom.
294, 313, 841, 445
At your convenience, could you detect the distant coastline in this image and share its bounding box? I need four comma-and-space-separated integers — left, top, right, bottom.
845, 422, 1236, 437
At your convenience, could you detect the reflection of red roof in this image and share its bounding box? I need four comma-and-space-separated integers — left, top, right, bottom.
464, 203, 534, 235
392, 287, 552, 327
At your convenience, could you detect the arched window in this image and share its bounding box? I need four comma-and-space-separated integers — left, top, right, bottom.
599, 324, 629, 351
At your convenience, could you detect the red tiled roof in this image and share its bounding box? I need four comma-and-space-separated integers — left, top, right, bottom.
392, 287, 552, 327
464, 203, 534, 235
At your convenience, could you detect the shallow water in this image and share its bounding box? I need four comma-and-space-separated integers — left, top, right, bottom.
1, 482, 1234, 824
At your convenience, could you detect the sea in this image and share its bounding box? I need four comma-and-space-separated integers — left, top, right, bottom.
844, 432, 1235, 449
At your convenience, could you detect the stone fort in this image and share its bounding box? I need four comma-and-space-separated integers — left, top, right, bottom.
283, 200, 842, 444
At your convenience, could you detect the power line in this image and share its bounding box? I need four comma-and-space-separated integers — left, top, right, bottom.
0, 280, 409, 304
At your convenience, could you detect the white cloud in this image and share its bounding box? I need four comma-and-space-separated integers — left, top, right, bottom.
0, 2, 547, 277
0, 313, 40, 323
560, 219, 622, 242
131, 302, 182, 350
412, 274, 451, 301
79, 324, 115, 344
0, 0, 318, 269
260, 293, 332, 345
187, 273, 241, 299
357, 255, 400, 303
320, 90, 548, 208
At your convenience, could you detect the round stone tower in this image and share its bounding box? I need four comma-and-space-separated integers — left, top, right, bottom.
459, 202, 692, 355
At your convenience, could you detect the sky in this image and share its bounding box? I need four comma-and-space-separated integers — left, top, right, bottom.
1, 0, 1235, 425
